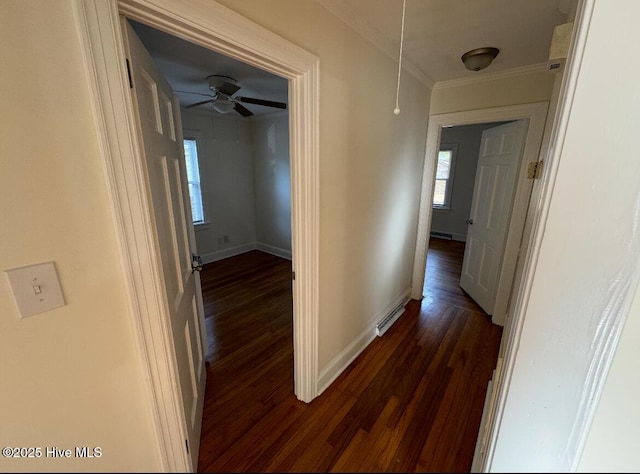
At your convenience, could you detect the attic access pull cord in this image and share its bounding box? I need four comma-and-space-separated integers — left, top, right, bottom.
393, 0, 407, 115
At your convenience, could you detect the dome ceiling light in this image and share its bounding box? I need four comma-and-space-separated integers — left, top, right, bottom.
461, 47, 500, 71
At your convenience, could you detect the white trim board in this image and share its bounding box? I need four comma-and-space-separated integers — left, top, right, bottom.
200, 242, 257, 264
317, 288, 412, 395
200, 242, 292, 264
411, 101, 548, 328
119, 0, 320, 402
256, 242, 292, 260
75, 0, 320, 471
432, 62, 549, 91
429, 231, 467, 242
483, 1, 640, 469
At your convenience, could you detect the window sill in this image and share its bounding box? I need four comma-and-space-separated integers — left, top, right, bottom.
194, 221, 211, 229
432, 206, 451, 212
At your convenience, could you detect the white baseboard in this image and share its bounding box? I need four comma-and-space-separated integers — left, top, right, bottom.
316, 322, 378, 396
201, 241, 293, 264
471, 375, 495, 473
316, 287, 412, 395
430, 230, 467, 242
256, 242, 292, 260
201, 242, 257, 264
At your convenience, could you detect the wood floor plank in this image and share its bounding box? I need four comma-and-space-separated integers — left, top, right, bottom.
373, 360, 438, 471
387, 363, 453, 472
261, 388, 357, 472
197, 240, 502, 472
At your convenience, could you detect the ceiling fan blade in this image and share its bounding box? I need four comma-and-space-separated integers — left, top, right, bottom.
175, 90, 214, 98
219, 81, 241, 96
237, 96, 287, 109
186, 98, 215, 108
234, 103, 254, 117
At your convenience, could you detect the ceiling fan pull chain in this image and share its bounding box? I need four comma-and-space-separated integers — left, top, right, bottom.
394, 0, 407, 115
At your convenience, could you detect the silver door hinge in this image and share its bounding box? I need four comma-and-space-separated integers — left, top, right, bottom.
527, 160, 543, 180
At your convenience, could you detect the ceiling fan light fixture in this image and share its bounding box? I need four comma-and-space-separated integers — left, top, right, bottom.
185, 74, 287, 117
461, 47, 500, 71
207, 74, 237, 92
213, 100, 234, 114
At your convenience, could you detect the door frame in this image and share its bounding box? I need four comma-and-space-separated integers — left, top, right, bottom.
411, 102, 549, 327
75, 0, 320, 470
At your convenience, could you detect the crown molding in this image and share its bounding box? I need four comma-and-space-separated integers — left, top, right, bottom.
433, 62, 550, 90
316, 0, 434, 89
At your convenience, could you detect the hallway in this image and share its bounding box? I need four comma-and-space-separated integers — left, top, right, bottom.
197, 243, 501, 472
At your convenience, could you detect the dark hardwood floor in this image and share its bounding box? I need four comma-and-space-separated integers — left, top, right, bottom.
422, 238, 487, 314
198, 241, 502, 472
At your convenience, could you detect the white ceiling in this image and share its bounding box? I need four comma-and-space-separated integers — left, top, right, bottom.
318, 0, 570, 84
130, 20, 289, 116
130, 0, 570, 115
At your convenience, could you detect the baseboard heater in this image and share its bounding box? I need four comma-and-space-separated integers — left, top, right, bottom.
376, 302, 406, 337
430, 231, 453, 240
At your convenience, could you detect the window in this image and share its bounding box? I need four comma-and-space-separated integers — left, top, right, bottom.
183, 138, 205, 224
432, 145, 457, 209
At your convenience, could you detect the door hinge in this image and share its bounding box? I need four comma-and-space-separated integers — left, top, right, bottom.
527, 160, 543, 180
185, 439, 189, 454
125, 59, 133, 89
191, 254, 203, 273
292, 271, 296, 281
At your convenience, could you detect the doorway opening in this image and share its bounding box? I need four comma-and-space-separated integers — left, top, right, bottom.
412, 104, 548, 470
129, 19, 294, 365
424, 120, 521, 323
412, 103, 548, 328
78, 0, 320, 470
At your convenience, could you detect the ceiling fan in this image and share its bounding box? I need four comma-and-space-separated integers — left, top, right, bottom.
184, 75, 287, 117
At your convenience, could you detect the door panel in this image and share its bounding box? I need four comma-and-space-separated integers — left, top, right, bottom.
121, 18, 205, 470
460, 120, 528, 315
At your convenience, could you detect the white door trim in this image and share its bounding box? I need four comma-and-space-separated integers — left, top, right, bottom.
411, 101, 548, 327
484, 1, 606, 470
75, 0, 320, 470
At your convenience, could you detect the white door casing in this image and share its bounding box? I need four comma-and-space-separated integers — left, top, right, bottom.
459, 120, 529, 315
121, 18, 206, 469
113, 0, 320, 403
76, 0, 319, 470
411, 102, 548, 328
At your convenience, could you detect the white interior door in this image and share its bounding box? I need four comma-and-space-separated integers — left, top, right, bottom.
121, 18, 206, 470
460, 120, 528, 315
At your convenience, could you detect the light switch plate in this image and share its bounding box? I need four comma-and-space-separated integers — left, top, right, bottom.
5, 261, 65, 318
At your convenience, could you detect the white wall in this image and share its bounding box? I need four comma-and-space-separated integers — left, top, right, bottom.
216, 0, 431, 374
574, 1, 640, 467
181, 108, 257, 262
431, 70, 557, 116
431, 123, 508, 241
0, 1, 160, 471
180, 107, 292, 262
252, 113, 292, 259
578, 287, 640, 472
14, 0, 636, 472
490, 1, 640, 471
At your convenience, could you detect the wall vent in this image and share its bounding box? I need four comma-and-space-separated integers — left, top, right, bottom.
376, 302, 406, 337
430, 231, 453, 240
